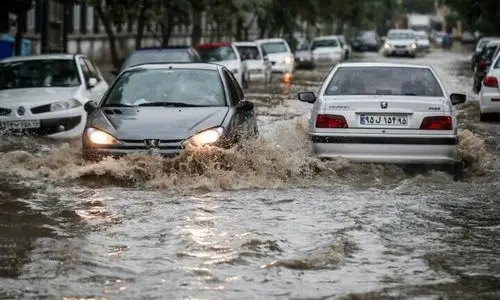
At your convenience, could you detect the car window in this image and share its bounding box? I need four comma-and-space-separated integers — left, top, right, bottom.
83, 58, 100, 81
222, 70, 240, 105
311, 39, 339, 50
0, 59, 81, 90
236, 46, 261, 60
196, 45, 237, 62
121, 50, 194, 69
104, 68, 226, 106
296, 42, 310, 51
78, 58, 91, 81
260, 41, 288, 54
484, 45, 500, 60
228, 71, 244, 100
493, 52, 500, 69
324, 66, 444, 97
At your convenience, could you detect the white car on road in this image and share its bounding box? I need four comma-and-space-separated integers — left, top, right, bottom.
479, 51, 500, 121
255, 38, 294, 75
383, 29, 418, 58
195, 42, 247, 88
297, 62, 466, 168
0, 54, 108, 138
414, 30, 431, 52
234, 41, 272, 84
311, 35, 344, 66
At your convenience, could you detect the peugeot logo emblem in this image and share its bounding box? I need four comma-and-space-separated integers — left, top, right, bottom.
144, 139, 160, 149
17, 106, 25, 115
380, 101, 388, 109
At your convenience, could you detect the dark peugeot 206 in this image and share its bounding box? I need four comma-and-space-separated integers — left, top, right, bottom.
82, 63, 258, 160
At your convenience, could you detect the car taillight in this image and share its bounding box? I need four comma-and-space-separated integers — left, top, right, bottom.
478, 60, 488, 70
315, 114, 348, 128
483, 76, 499, 87
419, 116, 452, 130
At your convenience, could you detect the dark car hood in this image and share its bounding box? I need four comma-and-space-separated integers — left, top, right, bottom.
91, 106, 229, 140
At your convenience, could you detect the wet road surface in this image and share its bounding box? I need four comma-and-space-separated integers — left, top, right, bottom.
0, 48, 499, 299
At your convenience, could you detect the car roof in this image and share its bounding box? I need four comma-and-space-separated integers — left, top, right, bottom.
255, 38, 286, 43
233, 41, 258, 47
388, 29, 414, 33
0, 54, 77, 62
195, 42, 232, 49
336, 62, 431, 69
125, 62, 221, 71
313, 35, 340, 41
133, 46, 192, 52
486, 40, 500, 46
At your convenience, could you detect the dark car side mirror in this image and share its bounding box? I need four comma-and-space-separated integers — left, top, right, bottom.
450, 93, 466, 105
298, 92, 316, 103
236, 100, 254, 111
84, 100, 99, 114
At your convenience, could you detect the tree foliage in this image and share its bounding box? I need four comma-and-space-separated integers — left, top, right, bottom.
444, 0, 500, 34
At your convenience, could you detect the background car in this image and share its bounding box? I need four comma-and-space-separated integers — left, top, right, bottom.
112, 46, 202, 76
195, 42, 247, 88
82, 63, 258, 160
414, 30, 431, 52
382, 29, 418, 58
297, 62, 466, 170
311, 35, 344, 66
294, 38, 314, 70
478, 51, 500, 121
254, 38, 295, 75
234, 41, 272, 84
471, 37, 500, 70
0, 54, 108, 138
335, 35, 352, 60
351, 30, 381, 52
473, 40, 500, 93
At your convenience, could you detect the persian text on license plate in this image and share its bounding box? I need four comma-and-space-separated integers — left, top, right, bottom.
0, 120, 41, 129
360, 115, 408, 126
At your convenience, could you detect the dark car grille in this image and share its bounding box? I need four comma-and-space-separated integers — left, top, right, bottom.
0, 108, 11, 116
394, 45, 406, 49
31, 104, 51, 114
117, 139, 184, 150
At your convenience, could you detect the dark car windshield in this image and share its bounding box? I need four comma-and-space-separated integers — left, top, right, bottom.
311, 39, 339, 50
196, 46, 237, 62
122, 50, 198, 69
104, 68, 226, 106
260, 41, 288, 54
387, 32, 415, 40
0, 59, 80, 90
324, 66, 444, 97
236, 46, 261, 60
484, 45, 500, 60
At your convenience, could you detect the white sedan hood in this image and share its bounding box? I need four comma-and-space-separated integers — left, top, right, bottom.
386, 39, 416, 46
0, 87, 82, 107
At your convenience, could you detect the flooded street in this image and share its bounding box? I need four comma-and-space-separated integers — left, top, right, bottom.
1, 48, 499, 299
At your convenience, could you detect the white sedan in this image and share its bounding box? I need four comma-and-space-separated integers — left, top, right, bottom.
297, 62, 466, 167
0, 54, 109, 138
234, 41, 272, 84
479, 51, 500, 121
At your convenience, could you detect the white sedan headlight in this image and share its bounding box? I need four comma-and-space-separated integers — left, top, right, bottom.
383, 43, 391, 49
284, 56, 293, 64
185, 127, 224, 147
86, 128, 120, 145
50, 98, 82, 112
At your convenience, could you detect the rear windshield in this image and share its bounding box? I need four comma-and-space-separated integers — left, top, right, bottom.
484, 45, 500, 60
493, 51, 500, 69
236, 46, 261, 60
312, 39, 339, 50
478, 39, 492, 49
324, 66, 444, 97
104, 69, 226, 106
122, 50, 195, 69
260, 42, 288, 54
196, 46, 237, 62
388, 32, 415, 40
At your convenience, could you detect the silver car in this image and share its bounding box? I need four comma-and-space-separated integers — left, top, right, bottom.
297, 62, 466, 166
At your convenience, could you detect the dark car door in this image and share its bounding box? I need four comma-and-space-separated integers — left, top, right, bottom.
222, 69, 255, 137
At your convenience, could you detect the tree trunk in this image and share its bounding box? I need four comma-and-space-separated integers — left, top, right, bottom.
235, 17, 243, 41
94, 5, 120, 68
160, 15, 174, 46
14, 12, 27, 56
135, 0, 147, 49
335, 20, 344, 35
190, 8, 202, 45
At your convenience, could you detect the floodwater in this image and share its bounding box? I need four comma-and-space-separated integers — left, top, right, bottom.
1, 48, 499, 300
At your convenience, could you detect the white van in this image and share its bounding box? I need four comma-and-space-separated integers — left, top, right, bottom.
254, 38, 294, 74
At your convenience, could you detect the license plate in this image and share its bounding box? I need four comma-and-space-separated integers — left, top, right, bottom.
395, 50, 406, 54
0, 120, 41, 129
360, 115, 408, 126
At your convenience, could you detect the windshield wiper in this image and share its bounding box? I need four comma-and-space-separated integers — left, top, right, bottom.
101, 103, 135, 107
137, 102, 207, 107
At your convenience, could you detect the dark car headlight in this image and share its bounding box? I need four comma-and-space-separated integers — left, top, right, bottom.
184, 127, 224, 147
86, 127, 120, 145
